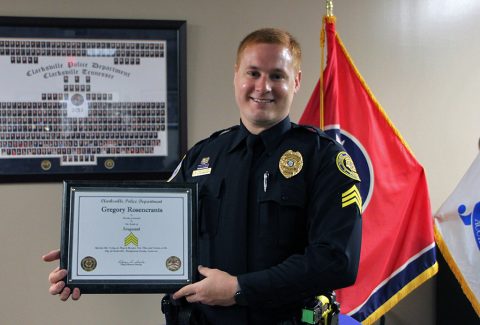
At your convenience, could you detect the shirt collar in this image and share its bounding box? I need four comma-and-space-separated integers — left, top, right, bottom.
229, 116, 291, 153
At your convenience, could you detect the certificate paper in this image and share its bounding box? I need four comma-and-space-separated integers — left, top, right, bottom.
60, 181, 197, 293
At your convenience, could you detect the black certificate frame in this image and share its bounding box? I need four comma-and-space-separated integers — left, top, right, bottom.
60, 180, 198, 294
0, 16, 187, 183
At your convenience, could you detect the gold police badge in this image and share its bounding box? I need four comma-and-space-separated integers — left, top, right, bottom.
279, 150, 303, 179
336, 151, 360, 181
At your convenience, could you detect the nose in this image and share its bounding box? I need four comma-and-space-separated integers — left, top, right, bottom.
255, 75, 272, 93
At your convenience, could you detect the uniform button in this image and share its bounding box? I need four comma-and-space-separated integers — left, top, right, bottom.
281, 194, 288, 200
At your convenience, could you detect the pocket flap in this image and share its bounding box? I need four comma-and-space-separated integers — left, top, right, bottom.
259, 180, 306, 208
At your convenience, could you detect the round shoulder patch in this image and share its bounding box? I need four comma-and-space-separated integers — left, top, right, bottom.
336, 151, 360, 181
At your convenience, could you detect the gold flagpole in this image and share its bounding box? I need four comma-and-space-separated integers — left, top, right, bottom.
320, 0, 333, 128
326, 0, 334, 17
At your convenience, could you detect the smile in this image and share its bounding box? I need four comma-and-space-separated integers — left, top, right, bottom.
251, 97, 274, 104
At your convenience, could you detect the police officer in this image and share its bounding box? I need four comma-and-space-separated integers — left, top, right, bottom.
170, 28, 362, 324
44, 28, 362, 325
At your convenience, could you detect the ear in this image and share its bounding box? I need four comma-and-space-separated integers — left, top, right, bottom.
294, 70, 302, 93
233, 64, 239, 85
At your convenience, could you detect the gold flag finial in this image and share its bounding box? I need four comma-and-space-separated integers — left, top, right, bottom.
326, 0, 334, 17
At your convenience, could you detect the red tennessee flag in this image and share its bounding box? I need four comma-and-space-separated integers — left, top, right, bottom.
299, 17, 438, 324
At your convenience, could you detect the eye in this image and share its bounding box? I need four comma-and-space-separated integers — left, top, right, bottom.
246, 70, 260, 78
270, 72, 285, 81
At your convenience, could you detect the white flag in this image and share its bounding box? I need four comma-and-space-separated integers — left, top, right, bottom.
434, 153, 480, 316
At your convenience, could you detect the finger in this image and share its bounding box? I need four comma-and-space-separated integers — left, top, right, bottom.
172, 288, 188, 300
185, 293, 198, 303
49, 281, 66, 295
42, 249, 61, 262
197, 265, 210, 277
59, 286, 71, 301
47, 266, 60, 283
49, 268, 67, 284
71, 288, 81, 300
172, 284, 194, 300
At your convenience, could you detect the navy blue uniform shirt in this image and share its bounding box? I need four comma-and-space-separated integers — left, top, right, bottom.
171, 116, 362, 324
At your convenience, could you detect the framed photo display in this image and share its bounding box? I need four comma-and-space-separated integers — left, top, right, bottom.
0, 16, 186, 182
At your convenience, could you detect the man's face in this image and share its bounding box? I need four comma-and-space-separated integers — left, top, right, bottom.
234, 43, 301, 134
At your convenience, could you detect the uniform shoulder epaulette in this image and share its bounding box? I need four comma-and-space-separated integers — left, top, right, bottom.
292, 123, 321, 133
208, 125, 239, 139
292, 123, 335, 142
190, 125, 239, 151
292, 123, 325, 136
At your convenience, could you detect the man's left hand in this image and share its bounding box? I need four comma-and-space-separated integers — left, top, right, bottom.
172, 265, 238, 306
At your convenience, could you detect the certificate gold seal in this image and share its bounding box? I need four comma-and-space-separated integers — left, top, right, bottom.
279, 150, 303, 179
81, 256, 97, 272
165, 256, 182, 271
336, 151, 360, 181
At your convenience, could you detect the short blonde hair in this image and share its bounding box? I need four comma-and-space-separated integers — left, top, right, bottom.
236, 28, 302, 72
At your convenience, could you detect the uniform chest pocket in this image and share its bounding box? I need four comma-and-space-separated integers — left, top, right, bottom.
198, 177, 224, 238
258, 179, 307, 247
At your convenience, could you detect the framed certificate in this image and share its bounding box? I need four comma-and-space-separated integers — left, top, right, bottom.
60, 180, 197, 293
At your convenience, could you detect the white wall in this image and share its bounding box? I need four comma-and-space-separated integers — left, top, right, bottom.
1, 0, 479, 324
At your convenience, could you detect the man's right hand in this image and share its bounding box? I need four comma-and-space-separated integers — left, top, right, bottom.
42, 249, 81, 301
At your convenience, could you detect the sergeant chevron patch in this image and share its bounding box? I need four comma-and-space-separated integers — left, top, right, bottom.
342, 185, 362, 211
124, 232, 139, 247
